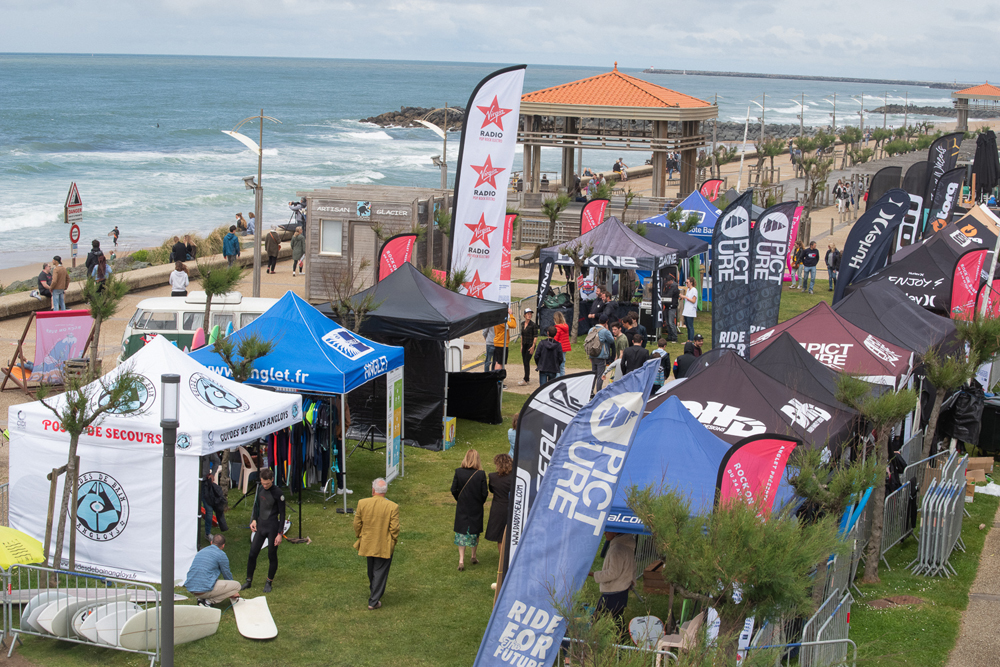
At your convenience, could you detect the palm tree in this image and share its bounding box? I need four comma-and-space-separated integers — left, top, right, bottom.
198, 262, 245, 333
540, 193, 571, 251
82, 273, 130, 377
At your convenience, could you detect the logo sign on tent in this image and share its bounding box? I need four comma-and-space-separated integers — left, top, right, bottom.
450, 66, 526, 302
716, 434, 798, 513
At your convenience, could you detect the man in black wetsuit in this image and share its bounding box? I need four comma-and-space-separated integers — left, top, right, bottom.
242, 468, 285, 593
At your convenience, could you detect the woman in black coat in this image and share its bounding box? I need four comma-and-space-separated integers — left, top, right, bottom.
451, 448, 489, 571
486, 453, 513, 546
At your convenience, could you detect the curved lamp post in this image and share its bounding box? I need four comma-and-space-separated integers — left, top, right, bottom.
223, 111, 281, 297
414, 104, 463, 189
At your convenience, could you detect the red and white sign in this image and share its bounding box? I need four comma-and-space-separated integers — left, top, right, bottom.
450, 66, 525, 302
64, 182, 82, 225
580, 198, 609, 234
700, 179, 724, 202
498, 213, 516, 303
69, 223, 81, 244
717, 434, 798, 514
377, 234, 417, 282
951, 249, 988, 320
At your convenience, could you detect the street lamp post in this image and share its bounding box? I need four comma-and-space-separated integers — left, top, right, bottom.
159, 374, 180, 667
823, 93, 837, 133
223, 110, 281, 298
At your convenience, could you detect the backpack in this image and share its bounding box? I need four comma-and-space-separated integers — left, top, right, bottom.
584, 327, 603, 358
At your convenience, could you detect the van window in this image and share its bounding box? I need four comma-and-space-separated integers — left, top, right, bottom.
240, 313, 261, 328
212, 313, 233, 330
128, 309, 144, 328
137, 311, 177, 331
182, 313, 203, 331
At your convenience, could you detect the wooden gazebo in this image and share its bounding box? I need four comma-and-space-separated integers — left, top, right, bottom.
518, 64, 717, 198
952, 82, 1000, 132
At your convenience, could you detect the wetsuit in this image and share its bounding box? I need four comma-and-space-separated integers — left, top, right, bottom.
246, 484, 285, 582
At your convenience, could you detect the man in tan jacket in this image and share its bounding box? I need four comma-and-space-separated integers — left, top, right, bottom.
589, 532, 636, 633
353, 477, 399, 610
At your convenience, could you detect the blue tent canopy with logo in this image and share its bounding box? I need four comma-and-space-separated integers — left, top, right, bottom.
189, 291, 403, 395
660, 191, 721, 242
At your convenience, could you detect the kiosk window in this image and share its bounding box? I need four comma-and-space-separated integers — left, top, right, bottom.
321, 219, 343, 255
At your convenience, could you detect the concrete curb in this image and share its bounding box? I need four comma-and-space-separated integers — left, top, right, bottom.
0, 247, 292, 321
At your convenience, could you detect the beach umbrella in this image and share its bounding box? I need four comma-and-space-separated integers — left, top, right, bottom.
0, 527, 44, 569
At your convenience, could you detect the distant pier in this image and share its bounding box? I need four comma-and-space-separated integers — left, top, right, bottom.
642, 68, 967, 90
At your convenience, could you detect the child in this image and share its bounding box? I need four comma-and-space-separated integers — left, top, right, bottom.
651, 338, 670, 393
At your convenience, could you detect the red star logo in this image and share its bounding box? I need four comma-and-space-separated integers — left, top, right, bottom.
477, 95, 513, 130
462, 270, 492, 299
470, 155, 506, 190
465, 214, 497, 248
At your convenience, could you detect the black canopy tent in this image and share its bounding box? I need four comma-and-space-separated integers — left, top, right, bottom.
640, 224, 710, 259
537, 216, 679, 332
833, 281, 958, 358
321, 263, 508, 449
750, 331, 856, 411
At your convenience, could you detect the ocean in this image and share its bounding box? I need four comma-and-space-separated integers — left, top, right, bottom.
0, 54, 960, 268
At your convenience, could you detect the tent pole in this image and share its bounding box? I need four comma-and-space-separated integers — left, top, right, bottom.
298, 485, 302, 539
444, 371, 450, 445
400, 373, 406, 477
341, 393, 348, 515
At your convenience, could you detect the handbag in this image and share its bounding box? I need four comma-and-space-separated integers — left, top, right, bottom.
457, 469, 483, 500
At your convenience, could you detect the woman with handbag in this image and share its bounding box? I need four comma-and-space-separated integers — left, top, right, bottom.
485, 453, 513, 548
451, 448, 489, 571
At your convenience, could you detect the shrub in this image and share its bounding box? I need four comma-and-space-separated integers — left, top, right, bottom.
129, 249, 149, 263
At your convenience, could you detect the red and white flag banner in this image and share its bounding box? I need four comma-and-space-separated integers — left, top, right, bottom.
499, 213, 516, 303
377, 233, 417, 282
580, 198, 609, 234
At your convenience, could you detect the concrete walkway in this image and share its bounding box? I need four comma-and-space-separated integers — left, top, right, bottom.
947, 501, 1000, 666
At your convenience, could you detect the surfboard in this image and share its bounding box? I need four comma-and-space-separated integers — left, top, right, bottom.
225, 322, 235, 337
233, 596, 278, 640
76, 600, 140, 642
209, 324, 221, 345
22, 591, 68, 633
36, 596, 80, 635
118, 605, 221, 650
95, 605, 144, 646
629, 615, 665, 650
191, 327, 206, 350
44, 592, 128, 637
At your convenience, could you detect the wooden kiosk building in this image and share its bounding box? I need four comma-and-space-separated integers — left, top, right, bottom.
518, 65, 717, 199
952, 83, 1000, 132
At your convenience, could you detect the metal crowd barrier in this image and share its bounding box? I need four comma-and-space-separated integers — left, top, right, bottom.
813, 593, 853, 667
880, 481, 913, 569
800, 589, 840, 667
0, 483, 8, 528
5, 564, 161, 666
558, 636, 677, 666
849, 503, 871, 596
896, 431, 923, 466
901, 451, 949, 496
909, 479, 966, 578
634, 534, 661, 583
750, 639, 858, 667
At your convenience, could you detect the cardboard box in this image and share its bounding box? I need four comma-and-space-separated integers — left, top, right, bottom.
967, 468, 987, 484
642, 560, 671, 594
442, 417, 457, 451
967, 482, 976, 503
967, 457, 995, 474
922, 467, 942, 496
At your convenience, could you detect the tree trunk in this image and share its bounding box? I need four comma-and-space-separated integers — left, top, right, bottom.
716, 612, 746, 664
546, 217, 557, 247
218, 450, 231, 502
922, 392, 944, 460
862, 431, 890, 583
89, 315, 103, 378
202, 293, 214, 337
51, 434, 80, 569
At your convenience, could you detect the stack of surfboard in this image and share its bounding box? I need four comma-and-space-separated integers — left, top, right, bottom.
19, 590, 221, 649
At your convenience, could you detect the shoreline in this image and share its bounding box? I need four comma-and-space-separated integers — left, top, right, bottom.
642, 68, 968, 90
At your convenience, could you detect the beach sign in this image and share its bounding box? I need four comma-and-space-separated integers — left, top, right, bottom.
64, 182, 82, 225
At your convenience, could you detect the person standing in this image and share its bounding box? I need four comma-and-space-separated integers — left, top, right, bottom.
589, 532, 636, 634
611, 321, 628, 361
85, 240, 104, 274
169, 262, 190, 297
201, 471, 228, 540
291, 227, 305, 276
620, 334, 651, 376
353, 477, 399, 610
30, 262, 52, 301
223, 225, 241, 267
790, 240, 804, 289
485, 453, 513, 548
242, 468, 284, 593
483, 327, 494, 372
91, 254, 112, 292
534, 326, 564, 386
518, 309, 538, 386
825, 242, 841, 291
800, 241, 820, 294
552, 311, 571, 376
682, 277, 698, 341
662, 275, 680, 342
588, 315, 616, 394
651, 338, 670, 393
183, 535, 241, 607
451, 449, 488, 571
265, 228, 281, 274
492, 310, 517, 371
50, 256, 69, 311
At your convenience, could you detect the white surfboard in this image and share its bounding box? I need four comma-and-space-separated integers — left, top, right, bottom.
21, 591, 68, 633
629, 615, 665, 650
232, 596, 277, 640
118, 605, 221, 651
42, 592, 129, 637
80, 601, 140, 643
96, 606, 144, 646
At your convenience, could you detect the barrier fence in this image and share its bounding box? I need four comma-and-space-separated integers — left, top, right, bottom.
901, 451, 950, 496
880, 481, 914, 569
0, 483, 8, 528
909, 478, 966, 578
799, 589, 842, 667
5, 564, 162, 666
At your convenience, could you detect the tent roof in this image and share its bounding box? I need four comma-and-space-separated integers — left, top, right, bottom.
541, 216, 678, 268
953, 82, 1000, 100
833, 281, 957, 357
666, 191, 721, 239
636, 217, 711, 259
648, 350, 854, 451
724, 188, 765, 218
750, 332, 853, 411
189, 291, 403, 395
750, 301, 913, 385
521, 65, 712, 109
330, 262, 508, 340
13, 335, 302, 456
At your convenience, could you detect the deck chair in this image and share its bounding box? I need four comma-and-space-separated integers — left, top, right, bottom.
655, 610, 705, 666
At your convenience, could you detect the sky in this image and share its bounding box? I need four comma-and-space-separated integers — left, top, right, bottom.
1, 0, 997, 81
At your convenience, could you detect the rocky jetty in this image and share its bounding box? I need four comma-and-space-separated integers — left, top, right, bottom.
869, 104, 1000, 119
361, 106, 465, 129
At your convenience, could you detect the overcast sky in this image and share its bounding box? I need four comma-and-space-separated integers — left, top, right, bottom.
1, 0, 996, 81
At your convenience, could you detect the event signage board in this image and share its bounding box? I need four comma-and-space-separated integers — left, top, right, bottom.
28, 309, 93, 384
504, 372, 595, 572
449, 66, 526, 302
477, 362, 657, 667
313, 199, 413, 224
580, 199, 609, 234
832, 188, 910, 305
385, 366, 404, 482
923, 132, 964, 211
711, 189, 755, 356
924, 167, 967, 237
749, 201, 798, 334
377, 233, 417, 282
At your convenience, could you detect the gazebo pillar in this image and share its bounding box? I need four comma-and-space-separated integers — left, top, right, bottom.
679, 120, 699, 197
561, 117, 576, 192
651, 120, 667, 199
956, 98, 969, 132
532, 115, 542, 193
522, 115, 532, 193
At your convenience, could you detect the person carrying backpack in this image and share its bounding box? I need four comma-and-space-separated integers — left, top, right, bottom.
584, 315, 616, 394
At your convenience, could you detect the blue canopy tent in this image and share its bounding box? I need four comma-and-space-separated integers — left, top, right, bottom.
661, 191, 720, 305
190, 291, 405, 511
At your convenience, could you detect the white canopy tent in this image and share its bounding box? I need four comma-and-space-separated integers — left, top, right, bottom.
7, 335, 302, 584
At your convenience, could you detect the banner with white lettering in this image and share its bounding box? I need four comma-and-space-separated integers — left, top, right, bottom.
711, 189, 755, 355
580, 199, 609, 234
716, 434, 799, 512
923, 132, 964, 211
537, 255, 555, 307
951, 249, 988, 320
477, 361, 657, 667
504, 372, 595, 573
749, 201, 798, 336
923, 167, 967, 238
377, 233, 416, 282
832, 188, 910, 305
449, 65, 526, 301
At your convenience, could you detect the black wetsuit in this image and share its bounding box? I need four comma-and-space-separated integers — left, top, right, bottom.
246, 484, 285, 582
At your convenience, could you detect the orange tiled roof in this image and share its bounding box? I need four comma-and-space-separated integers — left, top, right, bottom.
521, 64, 711, 109
955, 82, 1000, 97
